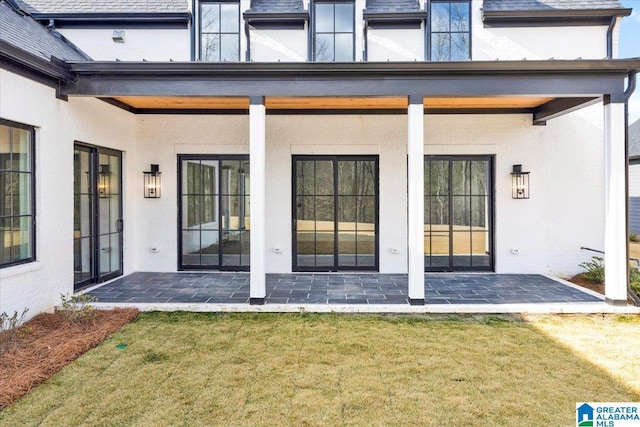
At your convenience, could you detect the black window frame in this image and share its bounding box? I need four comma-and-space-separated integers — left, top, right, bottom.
428, 0, 472, 61
0, 118, 36, 269
198, 0, 241, 62
73, 142, 124, 290
312, 0, 356, 62
423, 155, 495, 272
292, 155, 380, 272
177, 154, 251, 271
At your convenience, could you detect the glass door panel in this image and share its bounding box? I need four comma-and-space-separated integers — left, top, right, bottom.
97, 152, 122, 280
425, 156, 493, 272
73, 147, 94, 286
73, 144, 122, 290
178, 156, 249, 270
293, 156, 378, 271
181, 158, 220, 267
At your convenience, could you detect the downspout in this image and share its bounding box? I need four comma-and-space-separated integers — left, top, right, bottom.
624, 71, 640, 306
245, 20, 251, 61
363, 19, 368, 62
606, 16, 616, 59
191, 0, 196, 60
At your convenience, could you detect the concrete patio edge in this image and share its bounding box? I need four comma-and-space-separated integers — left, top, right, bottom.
90, 301, 640, 314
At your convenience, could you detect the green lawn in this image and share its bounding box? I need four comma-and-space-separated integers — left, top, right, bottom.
1, 313, 639, 426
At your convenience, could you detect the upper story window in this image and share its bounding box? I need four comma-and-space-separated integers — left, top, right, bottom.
1, 119, 35, 268
314, 1, 355, 61
200, 1, 240, 62
430, 0, 471, 61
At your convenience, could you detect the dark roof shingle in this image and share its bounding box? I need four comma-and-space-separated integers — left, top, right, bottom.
21, 0, 188, 13
365, 0, 422, 13
0, 0, 90, 61
247, 0, 304, 13
483, 0, 627, 12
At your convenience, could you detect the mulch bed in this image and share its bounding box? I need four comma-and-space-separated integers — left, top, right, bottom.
568, 275, 638, 305
0, 308, 138, 410
568, 274, 605, 295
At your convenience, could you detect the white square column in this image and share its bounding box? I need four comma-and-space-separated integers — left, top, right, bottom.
250, 97, 266, 304
407, 98, 425, 304
603, 97, 628, 305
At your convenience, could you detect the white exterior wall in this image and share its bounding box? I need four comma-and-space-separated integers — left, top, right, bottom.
133, 109, 604, 278
266, 115, 409, 273
367, 27, 424, 61
473, 25, 608, 60
249, 29, 307, 62
135, 114, 408, 273
134, 116, 249, 271
0, 70, 137, 319
56, 28, 191, 61
471, 0, 608, 60
49, 1, 615, 63
426, 106, 604, 275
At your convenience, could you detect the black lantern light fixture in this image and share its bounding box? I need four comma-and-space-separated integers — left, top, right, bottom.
511, 164, 530, 199
98, 164, 110, 198
143, 164, 161, 198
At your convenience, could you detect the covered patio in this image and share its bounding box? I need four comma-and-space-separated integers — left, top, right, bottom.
85, 272, 617, 313
61, 59, 639, 307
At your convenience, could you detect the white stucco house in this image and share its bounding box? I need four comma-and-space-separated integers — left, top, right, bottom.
1, 0, 639, 317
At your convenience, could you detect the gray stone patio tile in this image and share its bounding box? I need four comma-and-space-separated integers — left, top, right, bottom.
87, 272, 601, 306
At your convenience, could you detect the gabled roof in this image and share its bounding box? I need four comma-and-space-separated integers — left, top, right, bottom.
18, 0, 188, 13
483, 0, 627, 12
631, 119, 640, 160
247, 0, 304, 13
364, 0, 422, 14
0, 0, 90, 62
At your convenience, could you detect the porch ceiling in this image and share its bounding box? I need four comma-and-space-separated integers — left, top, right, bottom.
109, 95, 555, 111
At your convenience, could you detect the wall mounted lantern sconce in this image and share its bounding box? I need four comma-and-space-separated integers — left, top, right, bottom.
511, 164, 530, 199
98, 164, 110, 198
143, 164, 161, 198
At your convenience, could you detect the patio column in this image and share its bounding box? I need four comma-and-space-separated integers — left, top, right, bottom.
250, 96, 266, 304
407, 96, 425, 304
603, 95, 628, 305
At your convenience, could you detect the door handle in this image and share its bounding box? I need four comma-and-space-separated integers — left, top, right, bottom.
116, 219, 123, 232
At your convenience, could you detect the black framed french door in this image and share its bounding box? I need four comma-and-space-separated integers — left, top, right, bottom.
293, 155, 379, 272
73, 144, 123, 290
424, 155, 494, 272
178, 155, 250, 270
